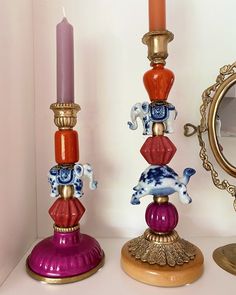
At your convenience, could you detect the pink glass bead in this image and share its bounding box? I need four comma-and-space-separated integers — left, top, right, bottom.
145, 201, 178, 233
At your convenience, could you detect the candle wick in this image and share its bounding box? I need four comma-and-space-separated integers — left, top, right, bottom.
62, 6, 66, 18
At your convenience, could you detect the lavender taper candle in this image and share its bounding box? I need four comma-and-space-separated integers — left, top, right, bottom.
57, 17, 74, 103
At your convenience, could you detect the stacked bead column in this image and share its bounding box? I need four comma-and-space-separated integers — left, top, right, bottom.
49, 103, 83, 230
121, 30, 204, 287
26, 102, 104, 284
142, 61, 178, 239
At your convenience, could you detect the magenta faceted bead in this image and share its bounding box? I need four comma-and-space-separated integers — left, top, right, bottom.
145, 202, 178, 233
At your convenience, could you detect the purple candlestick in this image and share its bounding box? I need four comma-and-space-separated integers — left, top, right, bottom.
57, 17, 74, 103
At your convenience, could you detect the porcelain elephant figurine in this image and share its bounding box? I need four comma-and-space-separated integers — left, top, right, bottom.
128, 101, 177, 135
48, 163, 97, 198
131, 165, 196, 205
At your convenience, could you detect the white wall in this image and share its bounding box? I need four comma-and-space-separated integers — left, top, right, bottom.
34, 0, 236, 239
0, 0, 36, 285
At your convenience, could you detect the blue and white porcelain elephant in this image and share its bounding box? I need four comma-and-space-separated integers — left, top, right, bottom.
128, 101, 177, 135
48, 163, 97, 198
131, 165, 196, 205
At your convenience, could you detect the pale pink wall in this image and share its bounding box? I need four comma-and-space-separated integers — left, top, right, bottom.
3, 0, 236, 286
0, 0, 37, 285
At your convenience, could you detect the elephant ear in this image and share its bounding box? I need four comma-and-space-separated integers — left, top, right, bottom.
75, 164, 83, 177
141, 102, 149, 113
49, 165, 58, 176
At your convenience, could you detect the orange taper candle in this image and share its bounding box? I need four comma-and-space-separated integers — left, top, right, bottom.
149, 0, 166, 31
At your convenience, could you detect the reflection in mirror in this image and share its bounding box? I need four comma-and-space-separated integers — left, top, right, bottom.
216, 82, 236, 167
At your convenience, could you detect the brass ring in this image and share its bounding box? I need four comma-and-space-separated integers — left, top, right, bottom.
53, 224, 80, 233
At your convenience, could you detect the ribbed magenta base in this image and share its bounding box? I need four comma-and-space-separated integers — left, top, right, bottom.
27, 229, 104, 279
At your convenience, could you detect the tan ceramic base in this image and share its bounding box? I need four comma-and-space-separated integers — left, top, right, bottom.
26, 255, 105, 284
121, 242, 204, 287
213, 243, 236, 275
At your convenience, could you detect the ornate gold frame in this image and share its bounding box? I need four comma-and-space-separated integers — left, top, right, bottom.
208, 72, 236, 177
184, 62, 236, 210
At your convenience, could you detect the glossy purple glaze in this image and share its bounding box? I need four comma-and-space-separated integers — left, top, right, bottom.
27, 229, 104, 278
145, 201, 178, 233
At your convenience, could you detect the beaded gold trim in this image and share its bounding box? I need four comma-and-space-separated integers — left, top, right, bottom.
144, 229, 179, 244
53, 224, 80, 233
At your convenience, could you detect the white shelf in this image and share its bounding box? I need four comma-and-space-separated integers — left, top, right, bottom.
1, 237, 236, 294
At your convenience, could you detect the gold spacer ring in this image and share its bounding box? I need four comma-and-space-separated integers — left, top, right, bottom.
153, 195, 169, 203
144, 229, 180, 244
152, 122, 165, 136
58, 185, 74, 199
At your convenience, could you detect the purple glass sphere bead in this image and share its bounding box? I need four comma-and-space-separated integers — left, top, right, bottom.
145, 201, 178, 233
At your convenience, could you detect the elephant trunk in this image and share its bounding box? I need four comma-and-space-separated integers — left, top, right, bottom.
181, 168, 196, 185
83, 163, 97, 190
128, 115, 138, 130
128, 103, 144, 131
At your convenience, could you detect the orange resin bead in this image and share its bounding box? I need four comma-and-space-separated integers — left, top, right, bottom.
143, 64, 174, 101
55, 130, 79, 164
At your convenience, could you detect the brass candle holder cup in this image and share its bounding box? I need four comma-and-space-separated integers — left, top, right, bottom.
142, 30, 174, 65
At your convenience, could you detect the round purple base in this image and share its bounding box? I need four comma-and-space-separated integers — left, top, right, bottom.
27, 229, 104, 281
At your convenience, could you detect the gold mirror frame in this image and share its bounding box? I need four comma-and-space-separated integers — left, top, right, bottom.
208, 72, 236, 177
184, 62, 236, 276
184, 62, 236, 211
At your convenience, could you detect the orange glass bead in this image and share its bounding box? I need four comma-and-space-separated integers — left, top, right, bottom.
143, 64, 174, 101
55, 130, 79, 164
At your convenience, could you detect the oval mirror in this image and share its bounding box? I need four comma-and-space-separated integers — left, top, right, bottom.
208, 74, 236, 177
184, 62, 236, 276
216, 83, 236, 167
